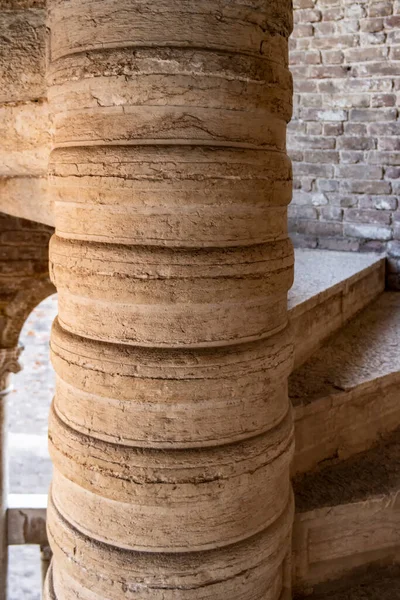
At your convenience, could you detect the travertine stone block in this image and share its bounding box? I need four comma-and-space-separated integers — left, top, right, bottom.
45, 1, 294, 597
0, 0, 52, 224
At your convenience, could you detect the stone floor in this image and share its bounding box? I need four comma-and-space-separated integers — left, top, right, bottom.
7, 294, 57, 600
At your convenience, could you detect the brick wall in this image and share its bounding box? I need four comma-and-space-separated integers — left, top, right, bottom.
289, 0, 400, 286
0, 213, 54, 348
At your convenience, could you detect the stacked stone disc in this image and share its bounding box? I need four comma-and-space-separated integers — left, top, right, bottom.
45, 1, 295, 598
0, 0, 52, 225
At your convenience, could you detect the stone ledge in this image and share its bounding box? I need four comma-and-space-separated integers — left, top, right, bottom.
289, 249, 385, 368
291, 292, 400, 474
293, 429, 400, 591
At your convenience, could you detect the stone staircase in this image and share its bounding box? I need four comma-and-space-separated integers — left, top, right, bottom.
289, 251, 400, 596
294, 564, 400, 600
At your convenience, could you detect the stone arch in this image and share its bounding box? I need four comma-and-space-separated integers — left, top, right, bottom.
0, 213, 55, 351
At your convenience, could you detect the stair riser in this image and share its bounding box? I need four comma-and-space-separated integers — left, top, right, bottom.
293, 375, 400, 475
291, 261, 385, 369
293, 492, 400, 591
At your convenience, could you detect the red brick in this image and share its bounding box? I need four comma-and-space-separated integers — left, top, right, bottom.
336, 164, 383, 179
324, 122, 344, 135
344, 208, 391, 225
350, 108, 397, 122
321, 49, 344, 63
379, 139, 400, 151
292, 23, 314, 37
371, 93, 396, 107
294, 0, 316, 8
385, 15, 400, 27
338, 136, 376, 150
360, 17, 384, 32
340, 151, 366, 164
369, 2, 393, 18
323, 7, 344, 20
295, 8, 322, 22
345, 46, 388, 61
289, 135, 336, 149
319, 206, 343, 221
303, 150, 340, 163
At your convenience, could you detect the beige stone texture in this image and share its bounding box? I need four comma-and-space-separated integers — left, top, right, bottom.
294, 565, 400, 600
288, 250, 385, 368
0, 6, 46, 104
0, 213, 54, 348
291, 293, 400, 475
293, 428, 400, 591
0, 1, 51, 227
0, 101, 50, 177
44, 1, 295, 598
0, 178, 53, 227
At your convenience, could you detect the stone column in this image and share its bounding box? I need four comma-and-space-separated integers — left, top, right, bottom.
45, 2, 294, 598
0, 347, 22, 600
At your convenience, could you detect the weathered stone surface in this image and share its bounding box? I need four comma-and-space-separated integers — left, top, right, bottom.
291, 292, 400, 475
0, 178, 53, 227
293, 429, 400, 590
0, 1, 51, 229
288, 250, 385, 367
0, 8, 45, 103
294, 565, 400, 600
45, 1, 295, 598
0, 213, 54, 349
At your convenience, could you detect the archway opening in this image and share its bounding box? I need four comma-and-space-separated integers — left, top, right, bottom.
7, 295, 57, 600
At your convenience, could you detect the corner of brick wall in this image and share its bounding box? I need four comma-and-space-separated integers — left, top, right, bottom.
288, 0, 400, 288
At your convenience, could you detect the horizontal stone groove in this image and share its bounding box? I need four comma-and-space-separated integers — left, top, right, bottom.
48, 46, 292, 87
50, 327, 293, 376
48, 0, 292, 63
49, 400, 294, 472
50, 144, 291, 158
49, 238, 293, 266
49, 237, 293, 273
45, 492, 292, 599
0, 98, 46, 107
49, 38, 290, 64
48, 405, 294, 551
52, 139, 287, 151
52, 111, 287, 149
47, 492, 293, 576
48, 467, 293, 552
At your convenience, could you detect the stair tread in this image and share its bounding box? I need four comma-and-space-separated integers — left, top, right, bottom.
294, 564, 400, 599
288, 249, 384, 315
290, 292, 400, 407
294, 427, 400, 513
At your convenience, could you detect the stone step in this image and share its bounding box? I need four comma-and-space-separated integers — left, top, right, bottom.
289, 249, 385, 368
293, 429, 400, 592
290, 291, 400, 475
294, 564, 400, 600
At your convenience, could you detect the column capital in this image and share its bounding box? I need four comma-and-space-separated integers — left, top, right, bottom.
0, 347, 23, 394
